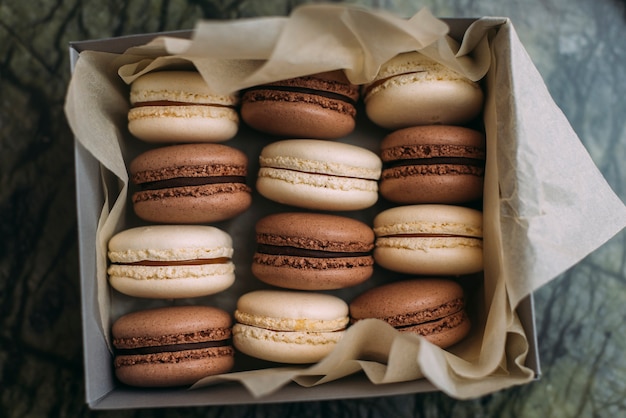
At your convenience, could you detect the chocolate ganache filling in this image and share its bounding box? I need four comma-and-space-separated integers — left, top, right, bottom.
256, 244, 370, 258
115, 340, 231, 356
139, 176, 247, 191
384, 156, 484, 169
243, 85, 358, 107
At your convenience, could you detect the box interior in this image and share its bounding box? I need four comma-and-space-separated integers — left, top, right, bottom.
72, 18, 540, 409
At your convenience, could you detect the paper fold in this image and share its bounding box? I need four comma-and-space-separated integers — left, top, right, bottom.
65, 4, 626, 400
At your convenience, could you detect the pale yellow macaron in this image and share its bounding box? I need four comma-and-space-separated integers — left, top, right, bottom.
233, 290, 349, 364
107, 225, 235, 298
128, 70, 239, 143
257, 139, 382, 211
373, 204, 483, 276
363, 52, 484, 129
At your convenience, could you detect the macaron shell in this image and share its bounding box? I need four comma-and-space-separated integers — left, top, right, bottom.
128, 105, 239, 143
374, 236, 483, 275
115, 350, 235, 387
129, 71, 237, 104
256, 212, 375, 246
108, 265, 235, 298
364, 78, 483, 129
251, 260, 373, 290
380, 175, 484, 204
241, 101, 355, 139
129, 142, 248, 174
133, 189, 252, 224
232, 323, 343, 364
112, 305, 232, 341
349, 278, 465, 321
373, 204, 483, 238
235, 290, 349, 327
259, 139, 382, 178
107, 225, 233, 263
257, 169, 378, 211
364, 52, 483, 129
241, 71, 359, 139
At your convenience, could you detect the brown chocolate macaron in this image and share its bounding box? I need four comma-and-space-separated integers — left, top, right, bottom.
240, 71, 360, 139
252, 212, 375, 290
379, 125, 486, 204
112, 305, 234, 387
349, 279, 471, 348
130, 143, 252, 224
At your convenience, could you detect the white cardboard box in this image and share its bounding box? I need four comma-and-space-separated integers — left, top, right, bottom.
71, 18, 540, 409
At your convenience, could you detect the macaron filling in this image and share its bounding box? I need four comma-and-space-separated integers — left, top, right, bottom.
132, 100, 236, 109
137, 175, 247, 190
121, 257, 231, 266
115, 339, 232, 356
381, 143, 485, 177
242, 75, 359, 116
256, 244, 371, 258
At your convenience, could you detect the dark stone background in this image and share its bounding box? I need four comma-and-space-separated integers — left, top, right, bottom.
1, 0, 624, 416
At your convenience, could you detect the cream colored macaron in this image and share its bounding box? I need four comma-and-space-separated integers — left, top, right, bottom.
373, 204, 483, 276
363, 52, 484, 129
256, 139, 382, 211
107, 225, 235, 298
233, 290, 349, 364
128, 70, 239, 143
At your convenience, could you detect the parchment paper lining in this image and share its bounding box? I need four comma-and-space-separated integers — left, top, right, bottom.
64, 4, 626, 400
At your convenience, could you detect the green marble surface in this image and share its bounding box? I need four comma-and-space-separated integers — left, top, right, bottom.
1, 0, 625, 416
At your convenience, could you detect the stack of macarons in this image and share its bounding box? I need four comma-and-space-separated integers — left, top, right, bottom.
106, 49, 490, 387
343, 51, 486, 348
106, 69, 254, 387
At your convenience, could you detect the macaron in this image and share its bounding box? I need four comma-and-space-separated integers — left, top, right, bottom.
257, 139, 382, 211
379, 125, 486, 204
363, 52, 484, 129
240, 71, 359, 139
128, 70, 239, 143
252, 212, 375, 290
349, 279, 471, 348
130, 143, 252, 224
373, 204, 483, 276
112, 305, 234, 387
233, 290, 349, 364
107, 225, 235, 298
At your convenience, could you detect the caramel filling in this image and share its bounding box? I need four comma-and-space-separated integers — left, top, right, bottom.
133, 100, 234, 108
121, 257, 231, 266
386, 233, 482, 240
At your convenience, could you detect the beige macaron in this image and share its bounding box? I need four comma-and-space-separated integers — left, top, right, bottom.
373, 204, 483, 276
107, 225, 235, 298
257, 139, 382, 211
128, 70, 239, 143
233, 290, 349, 364
363, 52, 484, 129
